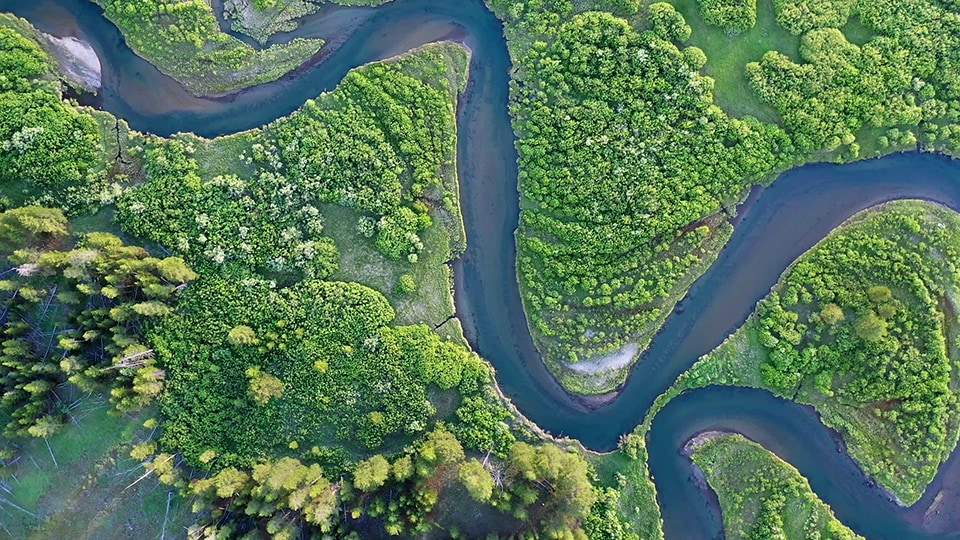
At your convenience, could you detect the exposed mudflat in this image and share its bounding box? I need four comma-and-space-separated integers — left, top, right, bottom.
566, 342, 638, 375
42, 32, 100, 89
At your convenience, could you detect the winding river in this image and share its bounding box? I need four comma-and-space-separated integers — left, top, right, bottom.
4, 0, 960, 538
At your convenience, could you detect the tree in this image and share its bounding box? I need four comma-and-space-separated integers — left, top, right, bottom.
227, 325, 258, 346
458, 459, 494, 502
420, 428, 464, 467
0, 206, 67, 248
867, 285, 893, 303
157, 256, 198, 283
354, 455, 391, 492
820, 303, 844, 325
854, 310, 887, 341
246, 366, 285, 404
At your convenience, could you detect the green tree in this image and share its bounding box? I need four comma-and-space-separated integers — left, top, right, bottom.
458, 459, 494, 502
853, 310, 887, 341
354, 455, 391, 492
820, 303, 844, 325
227, 325, 258, 346
246, 366, 285, 404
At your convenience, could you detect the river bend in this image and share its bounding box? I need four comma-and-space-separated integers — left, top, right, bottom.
4, 1, 960, 538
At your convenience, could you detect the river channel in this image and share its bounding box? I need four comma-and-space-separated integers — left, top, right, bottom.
3, 0, 960, 538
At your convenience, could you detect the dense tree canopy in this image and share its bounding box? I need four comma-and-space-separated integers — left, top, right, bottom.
509, 10, 788, 388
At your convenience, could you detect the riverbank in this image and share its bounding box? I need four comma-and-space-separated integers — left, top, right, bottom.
690, 432, 863, 540
40, 32, 100, 90
89, 0, 323, 96
647, 200, 960, 506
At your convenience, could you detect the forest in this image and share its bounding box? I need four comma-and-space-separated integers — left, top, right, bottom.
488, 0, 960, 394
0, 14, 627, 539
4, 0, 960, 539
663, 200, 960, 505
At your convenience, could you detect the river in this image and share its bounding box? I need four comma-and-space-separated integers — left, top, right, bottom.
3, 0, 960, 538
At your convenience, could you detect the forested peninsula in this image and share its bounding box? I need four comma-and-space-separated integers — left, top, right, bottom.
489, 0, 960, 394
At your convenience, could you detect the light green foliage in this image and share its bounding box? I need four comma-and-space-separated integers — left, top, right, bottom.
188, 456, 337, 538
0, 205, 67, 247
697, 0, 758, 32
155, 270, 484, 465
353, 454, 390, 492
0, 216, 196, 437
492, 0, 960, 399
511, 10, 787, 379
348, 429, 599, 538
119, 47, 464, 268
246, 365, 285, 404
773, 0, 854, 34
692, 434, 861, 540
459, 458, 494, 501
227, 324, 258, 346
750, 0, 960, 157
649, 2, 692, 42
0, 24, 106, 213
117, 140, 340, 278
675, 201, 960, 504
0, 24, 48, 86
94, 0, 324, 95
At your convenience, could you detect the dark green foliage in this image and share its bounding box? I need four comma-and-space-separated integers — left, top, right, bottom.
0, 211, 195, 437
452, 394, 516, 455
0, 28, 104, 214
118, 49, 462, 266
263, 58, 456, 260
697, 0, 758, 32
156, 269, 482, 467
750, 0, 960, 156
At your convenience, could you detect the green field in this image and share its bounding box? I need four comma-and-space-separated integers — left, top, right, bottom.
1, 396, 190, 539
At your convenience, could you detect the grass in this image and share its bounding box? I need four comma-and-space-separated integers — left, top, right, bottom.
91, 0, 323, 96
588, 436, 665, 540
666, 0, 800, 124
644, 201, 960, 505
324, 203, 464, 342
1, 394, 191, 539
181, 42, 470, 343
690, 433, 861, 540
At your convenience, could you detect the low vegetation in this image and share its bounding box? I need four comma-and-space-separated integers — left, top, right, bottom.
691, 433, 861, 540
658, 201, 960, 505
93, 0, 324, 95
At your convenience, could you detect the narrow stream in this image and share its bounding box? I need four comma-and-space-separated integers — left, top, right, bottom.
4, 1, 960, 537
